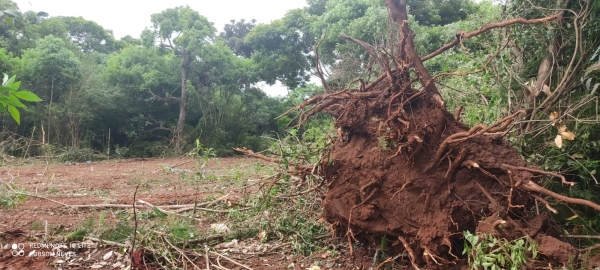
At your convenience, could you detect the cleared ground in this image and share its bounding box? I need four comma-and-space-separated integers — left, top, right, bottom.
0, 157, 373, 270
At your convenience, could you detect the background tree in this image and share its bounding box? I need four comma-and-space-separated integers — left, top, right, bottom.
149, 6, 216, 148
246, 9, 315, 89
219, 19, 256, 58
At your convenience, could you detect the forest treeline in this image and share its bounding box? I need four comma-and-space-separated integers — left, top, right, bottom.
1, 0, 599, 168
0, 0, 482, 158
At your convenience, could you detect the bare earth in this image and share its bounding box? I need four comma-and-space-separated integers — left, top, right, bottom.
0, 157, 372, 270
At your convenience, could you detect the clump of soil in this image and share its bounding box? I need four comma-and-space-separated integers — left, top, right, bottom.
280, 0, 600, 268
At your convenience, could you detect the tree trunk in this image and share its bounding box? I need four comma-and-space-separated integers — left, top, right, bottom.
174, 50, 190, 149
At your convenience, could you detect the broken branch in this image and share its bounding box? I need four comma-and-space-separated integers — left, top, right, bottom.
422, 14, 560, 61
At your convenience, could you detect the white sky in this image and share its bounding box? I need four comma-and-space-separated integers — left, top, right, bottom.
13, 0, 308, 97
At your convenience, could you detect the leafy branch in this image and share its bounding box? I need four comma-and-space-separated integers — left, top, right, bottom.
0, 74, 42, 124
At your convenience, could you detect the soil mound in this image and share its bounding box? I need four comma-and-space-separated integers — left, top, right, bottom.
282, 1, 600, 268
320, 88, 571, 267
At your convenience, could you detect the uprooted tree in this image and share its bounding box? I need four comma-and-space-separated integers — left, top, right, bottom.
240, 0, 600, 268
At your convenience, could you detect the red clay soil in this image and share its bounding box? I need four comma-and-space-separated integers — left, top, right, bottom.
1, 157, 379, 270
0, 157, 272, 269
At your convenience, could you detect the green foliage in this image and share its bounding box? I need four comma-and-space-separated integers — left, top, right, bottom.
188, 139, 216, 172
19, 35, 81, 102
0, 183, 26, 208
408, 0, 478, 26
57, 147, 105, 162
583, 44, 600, 95
0, 73, 41, 124
271, 119, 334, 170
219, 19, 256, 58
246, 8, 315, 88
463, 231, 538, 270
150, 6, 215, 52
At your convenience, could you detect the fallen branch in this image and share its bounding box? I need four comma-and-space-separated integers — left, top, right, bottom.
234, 148, 313, 174
210, 251, 253, 270
566, 235, 600, 240
131, 183, 140, 265
422, 14, 560, 61
86, 237, 128, 248
233, 148, 281, 163
580, 242, 600, 252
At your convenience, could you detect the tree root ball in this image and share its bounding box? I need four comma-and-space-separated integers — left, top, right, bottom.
320, 97, 577, 268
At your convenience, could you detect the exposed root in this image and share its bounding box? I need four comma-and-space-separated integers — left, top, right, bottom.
342, 34, 395, 87
423, 248, 445, 265
235, 1, 599, 268
502, 163, 576, 186
388, 135, 423, 160
492, 219, 509, 239
424, 110, 525, 172
454, 106, 463, 121
474, 180, 502, 212
276, 90, 381, 121
398, 236, 421, 270
519, 180, 600, 211
580, 242, 600, 252
530, 194, 558, 214
506, 170, 524, 211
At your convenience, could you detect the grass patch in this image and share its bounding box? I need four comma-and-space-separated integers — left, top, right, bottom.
0, 183, 26, 208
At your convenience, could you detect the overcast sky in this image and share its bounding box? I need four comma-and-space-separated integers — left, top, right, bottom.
13, 0, 309, 96
13, 0, 307, 38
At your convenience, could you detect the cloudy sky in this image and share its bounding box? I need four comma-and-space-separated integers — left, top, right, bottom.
12, 0, 309, 96
13, 0, 307, 38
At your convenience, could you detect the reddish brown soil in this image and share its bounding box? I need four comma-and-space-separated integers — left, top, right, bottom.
0, 158, 382, 269
318, 74, 579, 268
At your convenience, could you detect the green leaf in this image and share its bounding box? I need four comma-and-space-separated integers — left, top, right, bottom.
8, 80, 20, 90
7, 95, 26, 108
7, 105, 20, 124
3, 17, 13, 25
6, 75, 15, 86
13, 91, 42, 102
2, 73, 7, 85
3, 9, 22, 19
0, 86, 16, 93
152, 206, 167, 218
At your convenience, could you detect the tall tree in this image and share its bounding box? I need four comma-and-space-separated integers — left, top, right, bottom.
54, 16, 120, 53
246, 9, 315, 89
149, 6, 216, 148
219, 19, 256, 58
103, 46, 180, 147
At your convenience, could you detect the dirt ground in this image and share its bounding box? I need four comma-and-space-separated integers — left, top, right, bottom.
0, 157, 373, 270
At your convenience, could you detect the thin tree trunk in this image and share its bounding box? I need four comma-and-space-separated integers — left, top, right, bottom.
175, 50, 190, 149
